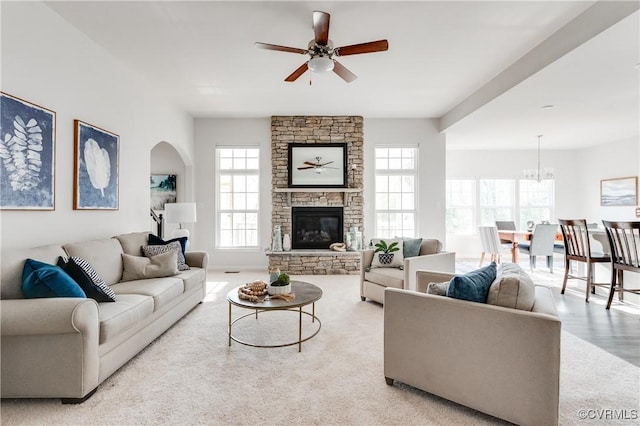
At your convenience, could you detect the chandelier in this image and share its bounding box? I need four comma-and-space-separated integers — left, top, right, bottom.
522, 135, 554, 182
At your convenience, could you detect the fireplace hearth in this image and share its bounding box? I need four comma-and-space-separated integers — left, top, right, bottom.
291, 206, 343, 250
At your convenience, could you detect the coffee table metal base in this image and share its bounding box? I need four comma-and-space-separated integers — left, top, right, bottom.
228, 305, 321, 352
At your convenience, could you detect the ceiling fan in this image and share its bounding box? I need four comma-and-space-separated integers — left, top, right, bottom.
297, 157, 338, 174
255, 10, 389, 83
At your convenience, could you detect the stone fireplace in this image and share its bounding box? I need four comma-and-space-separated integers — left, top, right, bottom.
269, 116, 364, 274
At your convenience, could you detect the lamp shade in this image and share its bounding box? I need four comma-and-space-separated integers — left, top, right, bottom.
164, 203, 197, 225
308, 56, 334, 73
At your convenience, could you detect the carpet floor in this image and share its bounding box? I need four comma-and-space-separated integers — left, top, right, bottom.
1, 272, 638, 425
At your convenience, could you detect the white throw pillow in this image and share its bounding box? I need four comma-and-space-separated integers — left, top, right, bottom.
486, 263, 535, 311
121, 250, 179, 281
371, 238, 404, 268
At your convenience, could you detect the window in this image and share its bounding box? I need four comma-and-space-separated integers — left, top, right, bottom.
479, 179, 515, 226
446, 179, 475, 235
374, 147, 417, 238
216, 148, 259, 248
519, 179, 555, 226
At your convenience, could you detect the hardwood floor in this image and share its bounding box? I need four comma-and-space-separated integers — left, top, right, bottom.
458, 258, 640, 367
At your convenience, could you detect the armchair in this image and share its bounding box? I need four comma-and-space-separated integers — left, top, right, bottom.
360, 238, 455, 304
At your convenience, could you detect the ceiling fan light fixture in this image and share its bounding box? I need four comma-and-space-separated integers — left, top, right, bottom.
308, 56, 334, 73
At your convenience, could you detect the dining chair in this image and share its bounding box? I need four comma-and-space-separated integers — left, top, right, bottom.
558, 219, 611, 303
478, 226, 508, 266
495, 221, 516, 244
517, 223, 557, 273
601, 220, 640, 310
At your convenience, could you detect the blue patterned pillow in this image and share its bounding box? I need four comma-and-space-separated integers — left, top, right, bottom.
141, 241, 189, 271
446, 262, 497, 303
22, 259, 86, 299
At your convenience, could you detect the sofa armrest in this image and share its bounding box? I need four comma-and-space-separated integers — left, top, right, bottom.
1, 298, 99, 336
404, 251, 456, 291
415, 269, 456, 293
384, 287, 560, 426
1, 298, 100, 399
185, 250, 209, 269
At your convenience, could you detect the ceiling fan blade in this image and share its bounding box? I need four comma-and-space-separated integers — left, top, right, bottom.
285, 62, 309, 82
313, 10, 330, 46
254, 42, 307, 55
335, 39, 389, 56
319, 161, 334, 166
303, 161, 318, 166
332, 60, 357, 83
297, 166, 316, 170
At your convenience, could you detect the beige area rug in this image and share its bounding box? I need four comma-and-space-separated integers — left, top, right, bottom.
1, 273, 639, 425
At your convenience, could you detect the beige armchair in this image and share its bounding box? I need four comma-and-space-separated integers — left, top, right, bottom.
384, 269, 561, 425
360, 239, 455, 304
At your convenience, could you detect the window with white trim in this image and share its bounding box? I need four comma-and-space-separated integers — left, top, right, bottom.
479, 179, 515, 226
519, 179, 555, 226
216, 148, 259, 248
446, 179, 475, 235
374, 147, 417, 238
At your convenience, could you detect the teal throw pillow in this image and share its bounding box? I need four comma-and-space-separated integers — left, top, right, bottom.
402, 237, 423, 258
21, 258, 87, 299
446, 262, 497, 303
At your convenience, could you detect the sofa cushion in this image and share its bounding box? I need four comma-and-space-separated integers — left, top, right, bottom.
142, 241, 189, 271
486, 263, 535, 311
63, 238, 124, 285
447, 262, 497, 303
371, 238, 404, 268
110, 276, 184, 313
419, 239, 443, 255
97, 294, 154, 344
148, 233, 188, 256
57, 256, 117, 302
114, 232, 149, 256
21, 259, 86, 299
121, 251, 179, 281
176, 268, 207, 293
365, 267, 404, 289
1, 244, 67, 300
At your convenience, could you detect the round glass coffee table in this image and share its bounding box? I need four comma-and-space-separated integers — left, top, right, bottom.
227, 280, 322, 352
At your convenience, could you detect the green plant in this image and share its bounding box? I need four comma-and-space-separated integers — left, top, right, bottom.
374, 240, 400, 254
271, 272, 290, 286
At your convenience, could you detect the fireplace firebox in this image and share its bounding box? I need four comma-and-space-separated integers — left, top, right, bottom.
291, 207, 343, 250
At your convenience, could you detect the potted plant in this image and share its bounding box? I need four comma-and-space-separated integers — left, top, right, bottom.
268, 272, 291, 295
374, 240, 400, 265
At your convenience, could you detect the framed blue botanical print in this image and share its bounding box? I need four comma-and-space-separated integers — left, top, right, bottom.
74, 120, 119, 210
0, 92, 56, 210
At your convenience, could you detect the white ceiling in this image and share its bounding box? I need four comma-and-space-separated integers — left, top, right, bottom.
46, 1, 639, 150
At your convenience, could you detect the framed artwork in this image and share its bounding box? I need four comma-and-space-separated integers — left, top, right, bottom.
600, 176, 637, 206
288, 143, 347, 188
150, 174, 177, 210
74, 120, 119, 210
0, 92, 56, 210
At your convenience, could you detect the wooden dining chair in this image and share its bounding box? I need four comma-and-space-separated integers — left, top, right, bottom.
558, 219, 611, 303
601, 220, 640, 310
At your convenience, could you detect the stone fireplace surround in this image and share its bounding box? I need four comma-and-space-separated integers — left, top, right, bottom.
269, 116, 364, 275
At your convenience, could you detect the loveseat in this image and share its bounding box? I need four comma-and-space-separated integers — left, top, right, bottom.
360, 238, 455, 304
383, 264, 561, 425
0, 232, 208, 402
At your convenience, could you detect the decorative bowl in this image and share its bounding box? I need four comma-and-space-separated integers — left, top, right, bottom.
268, 283, 291, 295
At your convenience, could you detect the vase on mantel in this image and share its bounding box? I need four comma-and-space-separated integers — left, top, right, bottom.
272, 225, 283, 252
282, 233, 291, 251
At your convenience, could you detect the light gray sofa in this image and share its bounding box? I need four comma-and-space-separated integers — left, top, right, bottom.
384, 267, 561, 426
360, 238, 455, 304
0, 232, 208, 403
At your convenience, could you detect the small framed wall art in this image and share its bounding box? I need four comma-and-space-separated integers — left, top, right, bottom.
288, 142, 347, 188
0, 92, 56, 210
150, 174, 177, 210
600, 176, 637, 206
74, 120, 119, 210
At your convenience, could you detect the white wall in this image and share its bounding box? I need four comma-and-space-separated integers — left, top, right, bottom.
0, 2, 194, 249
446, 138, 638, 257
364, 118, 447, 245
193, 118, 272, 271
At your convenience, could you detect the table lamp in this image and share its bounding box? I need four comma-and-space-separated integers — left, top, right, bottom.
164, 202, 197, 239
